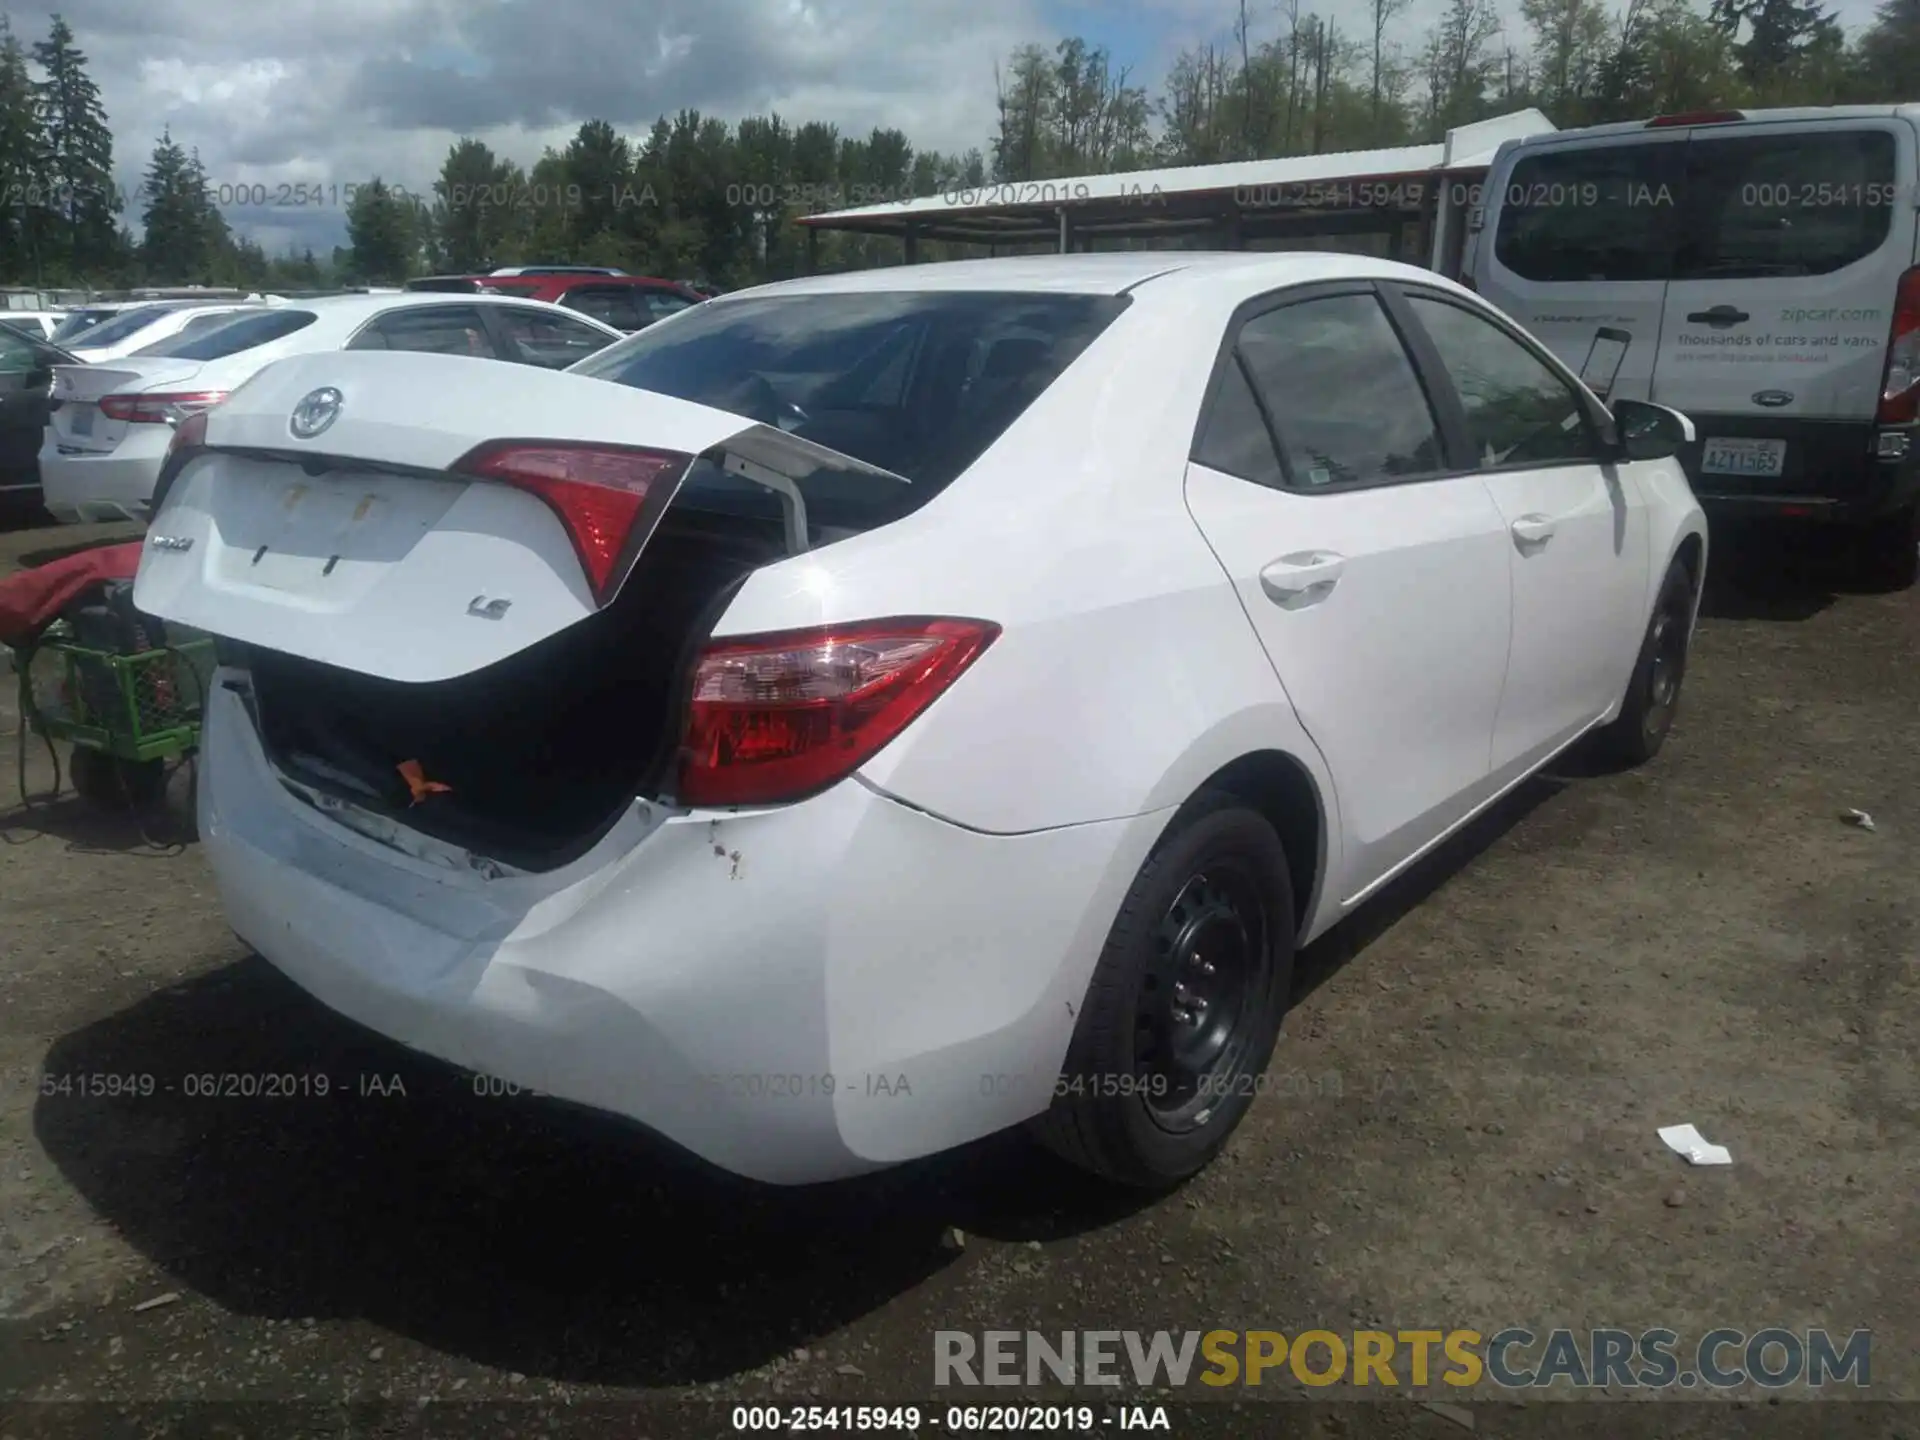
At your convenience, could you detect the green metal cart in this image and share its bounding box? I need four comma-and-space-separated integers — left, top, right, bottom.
13, 623, 216, 815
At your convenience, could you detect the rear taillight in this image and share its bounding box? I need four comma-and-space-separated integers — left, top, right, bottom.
1878, 266, 1920, 425
451, 440, 693, 605
166, 407, 210, 460
1646, 110, 1744, 128
99, 390, 229, 424
676, 617, 1000, 808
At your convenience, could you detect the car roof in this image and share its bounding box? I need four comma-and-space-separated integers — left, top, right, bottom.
466, 273, 687, 289
285, 290, 622, 321
726, 251, 1454, 300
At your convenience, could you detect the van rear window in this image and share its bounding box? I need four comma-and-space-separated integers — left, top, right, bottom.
1494, 129, 1901, 282
1678, 130, 1897, 278
1494, 144, 1683, 282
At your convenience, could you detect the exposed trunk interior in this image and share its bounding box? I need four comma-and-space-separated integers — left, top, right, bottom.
245, 507, 788, 872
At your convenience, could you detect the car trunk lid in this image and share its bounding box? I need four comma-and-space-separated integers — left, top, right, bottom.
50, 359, 207, 453
133, 349, 910, 684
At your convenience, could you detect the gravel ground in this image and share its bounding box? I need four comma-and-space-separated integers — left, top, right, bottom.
0, 515, 1914, 1439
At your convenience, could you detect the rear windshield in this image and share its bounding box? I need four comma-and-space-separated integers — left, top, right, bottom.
134, 309, 318, 360
1495, 128, 1901, 282
569, 290, 1128, 526
50, 308, 121, 343
68, 304, 188, 350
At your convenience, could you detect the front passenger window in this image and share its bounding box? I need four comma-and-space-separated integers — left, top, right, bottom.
1234, 294, 1446, 488
1405, 294, 1602, 467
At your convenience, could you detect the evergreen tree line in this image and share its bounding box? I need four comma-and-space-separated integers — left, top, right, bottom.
0, 0, 1915, 293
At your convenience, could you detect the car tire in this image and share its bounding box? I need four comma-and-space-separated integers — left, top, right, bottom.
1856, 505, 1919, 593
1034, 789, 1295, 1189
1594, 559, 1695, 768
67, 747, 167, 812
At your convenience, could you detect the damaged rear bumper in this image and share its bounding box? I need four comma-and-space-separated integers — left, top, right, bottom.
197, 675, 1161, 1184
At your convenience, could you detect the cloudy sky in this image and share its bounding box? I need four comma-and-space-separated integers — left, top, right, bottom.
30, 0, 1892, 257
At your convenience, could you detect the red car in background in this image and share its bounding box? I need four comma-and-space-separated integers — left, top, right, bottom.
403, 269, 704, 332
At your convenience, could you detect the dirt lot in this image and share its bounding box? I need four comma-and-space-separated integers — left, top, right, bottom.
0, 515, 1914, 1439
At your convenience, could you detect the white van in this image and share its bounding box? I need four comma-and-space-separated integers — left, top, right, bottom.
1466, 106, 1920, 587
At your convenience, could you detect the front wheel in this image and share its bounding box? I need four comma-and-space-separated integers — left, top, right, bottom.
1035, 791, 1295, 1188
1594, 559, 1695, 768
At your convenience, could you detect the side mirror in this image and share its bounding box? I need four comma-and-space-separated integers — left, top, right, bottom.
1611, 398, 1695, 462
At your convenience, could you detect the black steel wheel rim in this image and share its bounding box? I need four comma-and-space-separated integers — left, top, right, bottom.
1645, 596, 1689, 734
1134, 861, 1271, 1133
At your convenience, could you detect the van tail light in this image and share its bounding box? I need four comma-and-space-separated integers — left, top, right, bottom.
1878, 267, 1920, 425
677, 617, 1000, 808
1645, 110, 1744, 128
451, 440, 693, 605
98, 390, 229, 424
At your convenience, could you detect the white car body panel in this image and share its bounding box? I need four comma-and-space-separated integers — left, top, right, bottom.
1182, 463, 1513, 905
1481, 463, 1649, 778
135, 252, 1708, 1183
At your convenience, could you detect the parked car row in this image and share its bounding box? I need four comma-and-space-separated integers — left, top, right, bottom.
1, 292, 629, 523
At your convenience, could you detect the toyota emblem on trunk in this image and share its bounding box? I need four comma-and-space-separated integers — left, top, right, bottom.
290, 387, 343, 439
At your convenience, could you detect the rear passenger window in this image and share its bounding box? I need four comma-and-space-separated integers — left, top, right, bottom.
1405, 294, 1602, 467
355, 306, 498, 358
1193, 359, 1284, 488
1235, 293, 1445, 488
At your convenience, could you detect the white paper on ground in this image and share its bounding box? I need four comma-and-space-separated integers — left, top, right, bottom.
1658, 1123, 1732, 1166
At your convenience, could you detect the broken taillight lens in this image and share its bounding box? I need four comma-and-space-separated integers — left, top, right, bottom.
677, 617, 1000, 808
451, 440, 693, 605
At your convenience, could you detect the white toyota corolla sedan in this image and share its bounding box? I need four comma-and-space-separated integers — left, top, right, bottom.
133, 253, 1707, 1189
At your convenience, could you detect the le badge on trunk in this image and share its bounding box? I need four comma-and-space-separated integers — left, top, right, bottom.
289, 387, 343, 439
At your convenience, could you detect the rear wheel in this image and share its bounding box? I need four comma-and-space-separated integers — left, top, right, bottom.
1856, 505, 1918, 592
1035, 791, 1295, 1188
1594, 560, 1695, 767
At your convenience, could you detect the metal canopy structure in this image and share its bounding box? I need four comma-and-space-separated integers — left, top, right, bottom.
797, 109, 1555, 275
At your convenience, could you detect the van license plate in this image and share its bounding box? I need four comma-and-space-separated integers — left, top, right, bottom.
1701, 438, 1785, 477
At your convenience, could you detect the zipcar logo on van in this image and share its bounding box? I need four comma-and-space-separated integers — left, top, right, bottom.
290, 387, 344, 439
1779, 308, 1882, 324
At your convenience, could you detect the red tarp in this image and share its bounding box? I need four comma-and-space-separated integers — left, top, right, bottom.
0, 542, 144, 648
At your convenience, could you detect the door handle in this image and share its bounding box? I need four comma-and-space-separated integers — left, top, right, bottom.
1259, 551, 1346, 608
1686, 305, 1749, 326
1510, 514, 1556, 550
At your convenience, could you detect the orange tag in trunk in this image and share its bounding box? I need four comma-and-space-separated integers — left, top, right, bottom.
397, 759, 453, 805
